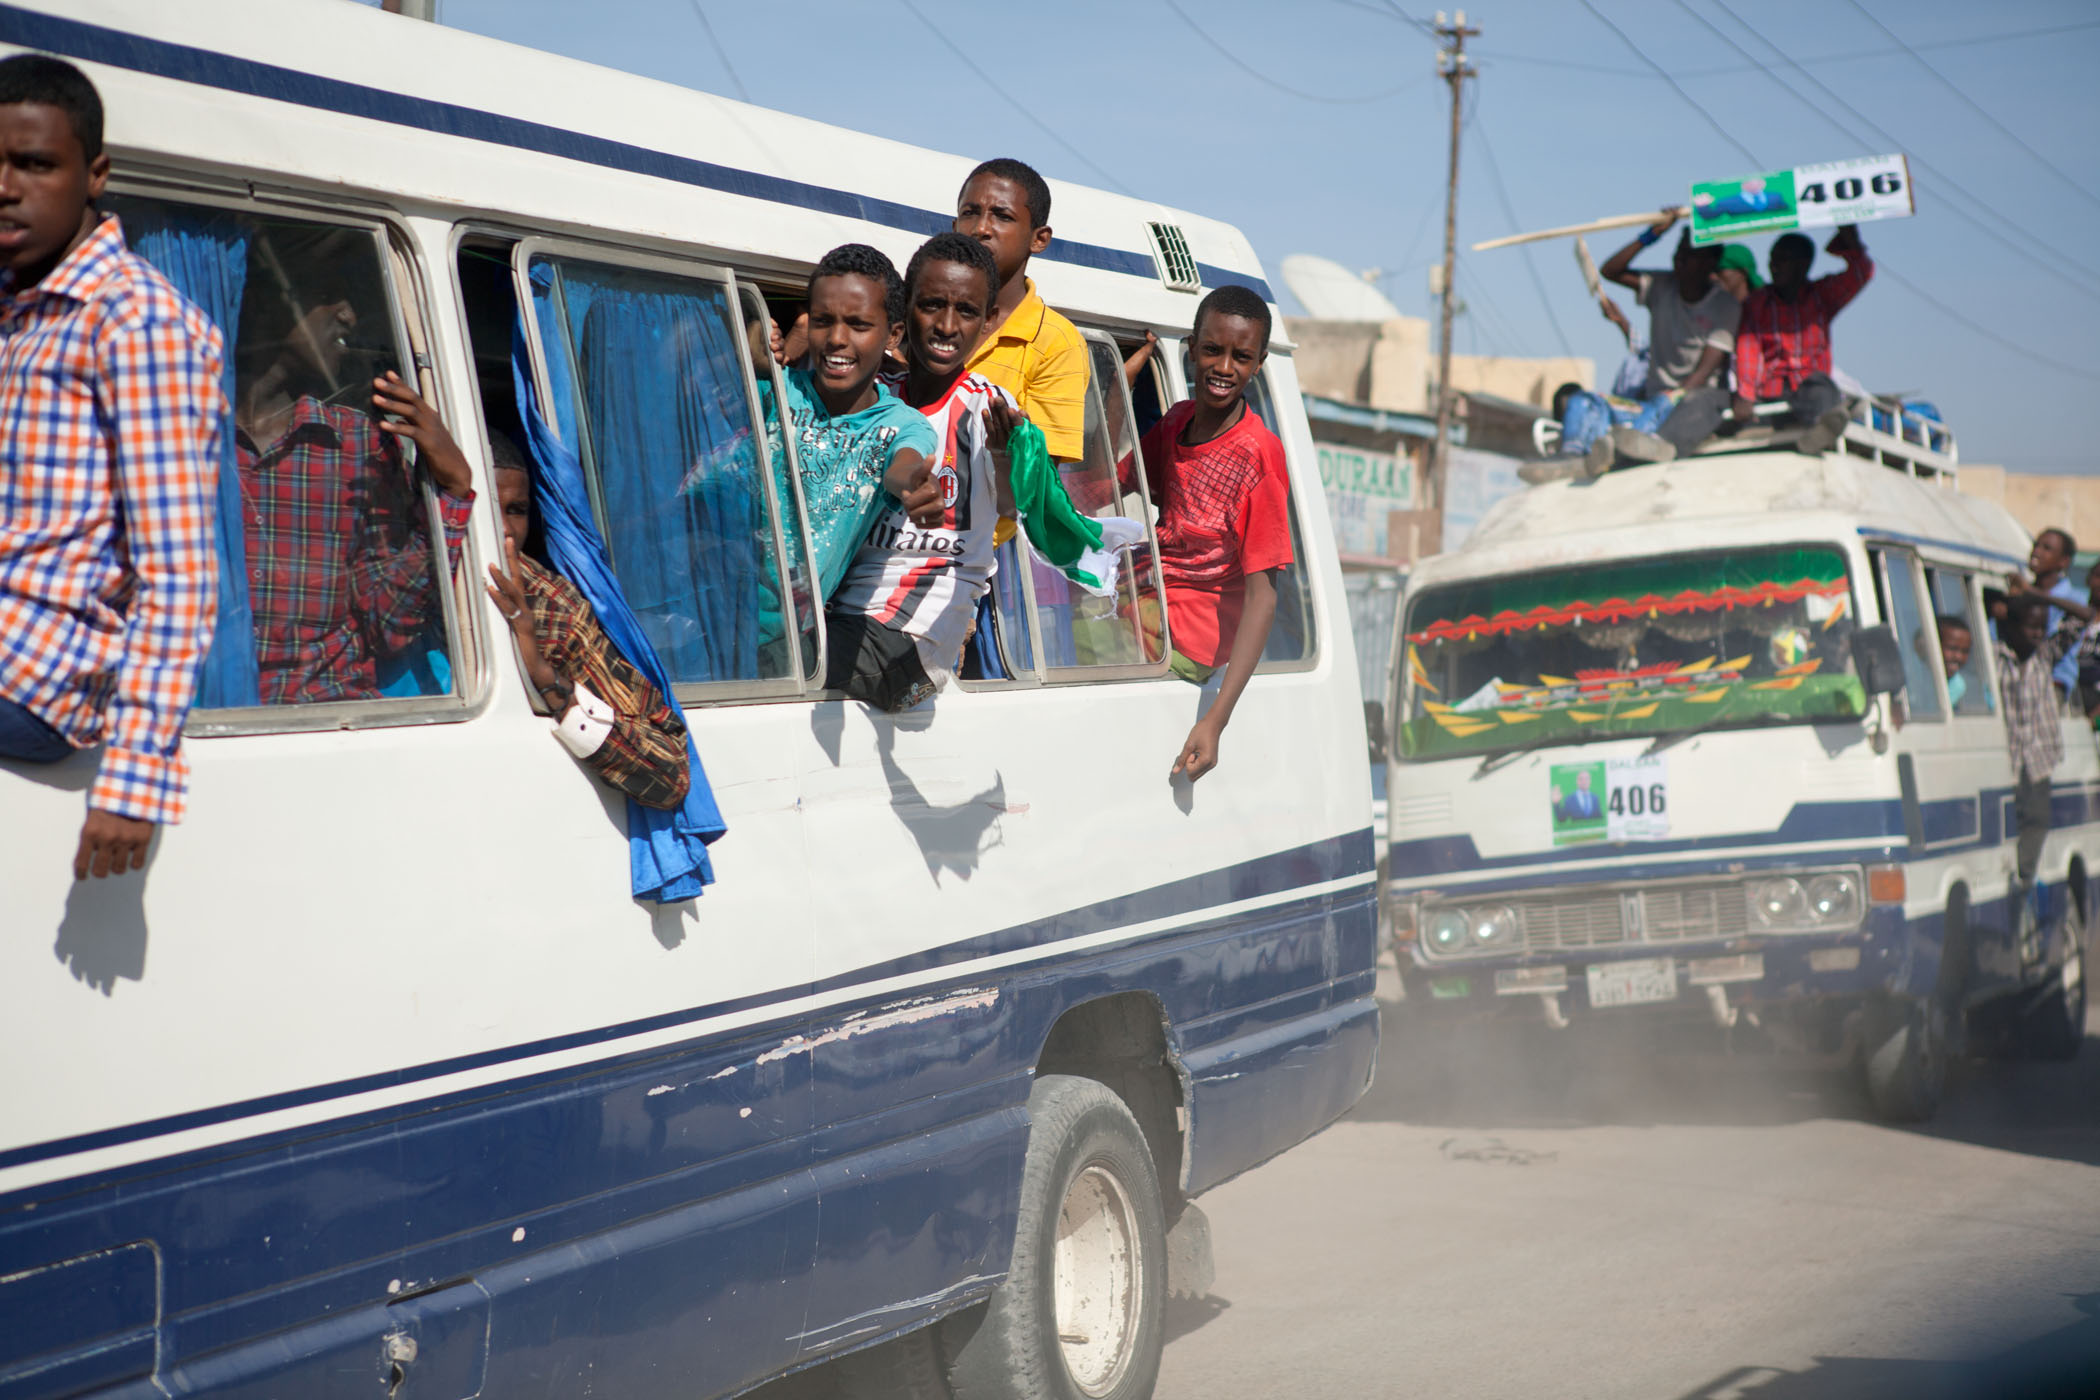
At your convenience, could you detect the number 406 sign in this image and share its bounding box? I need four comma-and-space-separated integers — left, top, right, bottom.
1690, 153, 1914, 245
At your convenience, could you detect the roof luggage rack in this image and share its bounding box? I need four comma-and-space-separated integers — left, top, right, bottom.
1682, 394, 1958, 484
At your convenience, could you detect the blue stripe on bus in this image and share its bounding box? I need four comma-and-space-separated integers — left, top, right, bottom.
0, 5, 1276, 302
0, 828, 1372, 1175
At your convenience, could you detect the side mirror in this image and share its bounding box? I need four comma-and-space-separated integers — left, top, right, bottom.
1851, 625, 1906, 697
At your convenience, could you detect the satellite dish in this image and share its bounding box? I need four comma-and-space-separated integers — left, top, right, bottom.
1281, 253, 1405, 322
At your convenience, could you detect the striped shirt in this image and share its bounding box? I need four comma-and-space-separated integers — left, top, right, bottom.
1995, 618, 2082, 781
0, 216, 226, 824
834, 371, 1004, 682
1734, 247, 1873, 403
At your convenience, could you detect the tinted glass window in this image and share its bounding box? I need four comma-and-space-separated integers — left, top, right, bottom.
1877, 549, 1943, 722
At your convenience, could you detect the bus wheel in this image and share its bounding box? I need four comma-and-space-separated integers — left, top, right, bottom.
2013, 897, 2087, 1062
1863, 995, 1948, 1123
942, 1075, 1166, 1400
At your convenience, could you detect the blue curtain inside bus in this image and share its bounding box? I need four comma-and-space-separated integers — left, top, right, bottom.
527, 262, 764, 685
124, 209, 261, 709
511, 318, 725, 901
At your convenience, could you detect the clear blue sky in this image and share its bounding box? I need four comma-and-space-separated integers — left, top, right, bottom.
420, 0, 2099, 473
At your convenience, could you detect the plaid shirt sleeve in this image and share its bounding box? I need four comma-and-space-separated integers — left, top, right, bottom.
524, 562, 690, 811
1812, 246, 1874, 320
88, 310, 226, 823
348, 428, 474, 661
1734, 297, 1770, 403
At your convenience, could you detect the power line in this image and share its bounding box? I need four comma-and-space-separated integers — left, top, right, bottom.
1874, 263, 2100, 385
1480, 18, 2100, 81
1576, 0, 1761, 166
1469, 92, 1575, 357
1846, 1, 2100, 211
1160, 0, 1429, 105
683, 0, 749, 103
891, 0, 1134, 195
1706, 0, 2100, 300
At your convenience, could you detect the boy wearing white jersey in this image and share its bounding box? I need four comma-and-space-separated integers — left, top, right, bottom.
830, 233, 1009, 710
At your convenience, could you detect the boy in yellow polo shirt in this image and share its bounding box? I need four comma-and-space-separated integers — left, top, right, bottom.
954, 157, 1088, 465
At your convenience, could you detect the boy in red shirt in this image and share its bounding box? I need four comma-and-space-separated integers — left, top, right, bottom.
1126, 285, 1293, 782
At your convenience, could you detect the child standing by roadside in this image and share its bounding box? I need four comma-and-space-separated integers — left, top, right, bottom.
830, 234, 1010, 710
1126, 285, 1293, 782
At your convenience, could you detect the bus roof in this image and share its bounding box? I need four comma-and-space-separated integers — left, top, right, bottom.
1422, 450, 2031, 587
7, 0, 1276, 337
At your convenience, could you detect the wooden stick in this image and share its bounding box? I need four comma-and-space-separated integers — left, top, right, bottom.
1472, 207, 1690, 252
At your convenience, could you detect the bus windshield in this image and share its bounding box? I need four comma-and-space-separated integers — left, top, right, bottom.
1399, 545, 1866, 760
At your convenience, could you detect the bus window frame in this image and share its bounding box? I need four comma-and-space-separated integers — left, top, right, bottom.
509, 235, 814, 705
102, 172, 490, 739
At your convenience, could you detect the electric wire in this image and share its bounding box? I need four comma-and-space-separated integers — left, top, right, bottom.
1706, 0, 2100, 299
1480, 18, 2100, 81
682, 0, 750, 103
1470, 91, 1576, 357
1162, 0, 1428, 104
1576, 0, 1761, 166
891, 0, 1134, 195
1846, 0, 2100, 211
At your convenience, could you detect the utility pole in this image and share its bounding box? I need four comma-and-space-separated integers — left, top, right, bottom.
1428, 10, 1476, 517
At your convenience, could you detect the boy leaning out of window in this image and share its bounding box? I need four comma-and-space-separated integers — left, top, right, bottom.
828, 232, 1012, 711
1121, 286, 1293, 783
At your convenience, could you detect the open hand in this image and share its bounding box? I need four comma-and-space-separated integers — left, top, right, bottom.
373, 371, 473, 498
75, 808, 153, 880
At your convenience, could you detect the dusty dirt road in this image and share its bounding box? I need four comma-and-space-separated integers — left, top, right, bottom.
1154, 988, 2100, 1400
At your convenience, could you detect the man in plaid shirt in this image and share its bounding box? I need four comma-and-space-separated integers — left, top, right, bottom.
0, 56, 225, 880
1731, 225, 1874, 456
1997, 587, 2094, 883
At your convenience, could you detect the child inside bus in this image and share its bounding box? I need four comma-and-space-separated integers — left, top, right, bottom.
483, 433, 690, 809
775, 244, 941, 611
1124, 285, 1293, 782
827, 234, 1011, 711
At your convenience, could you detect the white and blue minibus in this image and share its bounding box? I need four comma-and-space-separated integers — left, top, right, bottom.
0, 4, 1377, 1397
1386, 407, 2091, 1121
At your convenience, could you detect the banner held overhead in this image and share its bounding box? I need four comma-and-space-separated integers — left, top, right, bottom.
1690, 154, 1914, 245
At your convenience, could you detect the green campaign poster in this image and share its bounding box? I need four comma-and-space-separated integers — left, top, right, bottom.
1549, 761, 1608, 846
1691, 155, 1913, 246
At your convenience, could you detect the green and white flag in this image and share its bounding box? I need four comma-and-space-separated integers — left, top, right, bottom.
1689, 154, 1914, 245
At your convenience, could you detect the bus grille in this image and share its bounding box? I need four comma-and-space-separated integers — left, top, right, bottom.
1514, 884, 1751, 952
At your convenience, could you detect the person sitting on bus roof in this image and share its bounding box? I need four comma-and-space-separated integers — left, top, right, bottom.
482, 432, 690, 809
1730, 225, 1874, 456
777, 243, 941, 613
829, 233, 1010, 711
231, 266, 475, 704
1122, 285, 1293, 783
1997, 582, 2094, 883
0, 54, 226, 880
1589, 210, 1738, 470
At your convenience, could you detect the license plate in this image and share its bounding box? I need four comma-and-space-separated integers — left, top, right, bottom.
1586, 957, 1679, 1008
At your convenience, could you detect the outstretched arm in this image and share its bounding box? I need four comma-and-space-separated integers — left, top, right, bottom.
1173, 569, 1279, 783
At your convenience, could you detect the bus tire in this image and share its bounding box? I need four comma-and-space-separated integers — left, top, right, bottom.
941, 1075, 1166, 1400
1863, 994, 1948, 1123
2012, 895, 2086, 1062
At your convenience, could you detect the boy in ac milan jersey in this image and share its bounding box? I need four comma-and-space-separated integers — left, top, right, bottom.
830, 233, 1010, 711
1124, 285, 1293, 782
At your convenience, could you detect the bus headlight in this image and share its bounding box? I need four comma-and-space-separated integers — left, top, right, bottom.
1748, 871, 1864, 931
1806, 873, 1862, 925
1472, 904, 1521, 950
1749, 877, 1810, 930
1427, 909, 1472, 955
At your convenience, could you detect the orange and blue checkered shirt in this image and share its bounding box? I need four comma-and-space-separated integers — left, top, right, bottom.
0, 215, 226, 824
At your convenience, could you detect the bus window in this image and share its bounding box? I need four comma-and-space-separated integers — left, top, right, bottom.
1026, 337, 1168, 676
518, 249, 805, 693
1875, 548, 1944, 722
107, 191, 467, 716
1927, 566, 1994, 716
